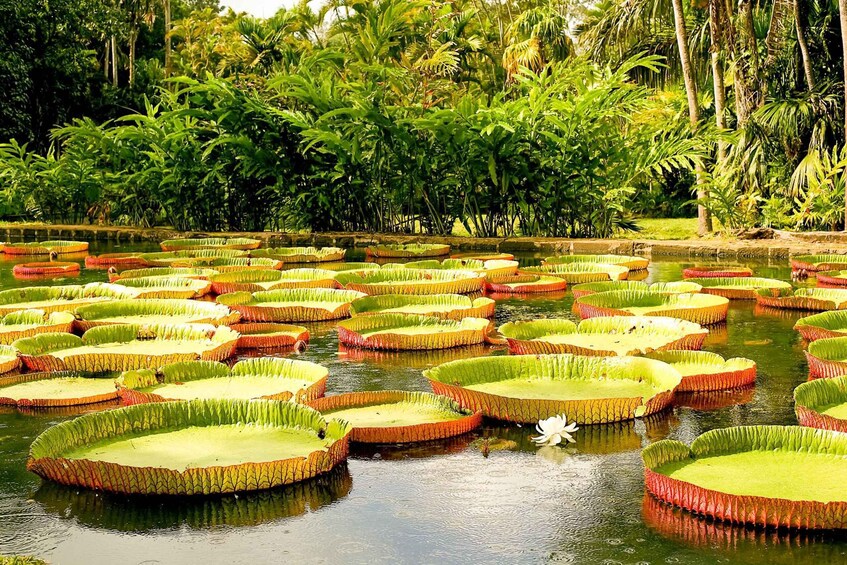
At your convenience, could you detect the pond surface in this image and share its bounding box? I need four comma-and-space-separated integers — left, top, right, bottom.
1, 243, 846, 564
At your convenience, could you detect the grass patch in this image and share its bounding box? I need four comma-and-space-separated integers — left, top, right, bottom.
619, 218, 700, 240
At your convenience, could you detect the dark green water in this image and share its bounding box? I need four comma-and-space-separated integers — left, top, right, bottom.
1, 245, 846, 564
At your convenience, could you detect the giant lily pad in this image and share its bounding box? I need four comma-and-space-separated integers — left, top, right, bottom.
0, 310, 75, 344
682, 266, 753, 279
26, 399, 352, 495
645, 350, 756, 392
365, 243, 451, 258
159, 237, 261, 251
230, 323, 309, 349
424, 354, 681, 424
111, 276, 212, 299
217, 288, 366, 322
140, 249, 246, 267
251, 247, 346, 263
0, 344, 20, 374
14, 324, 239, 372
336, 314, 490, 350
394, 258, 519, 278
117, 358, 327, 404
795, 376, 847, 432
687, 277, 792, 299
643, 425, 847, 529
570, 281, 701, 299
85, 253, 148, 268
3, 240, 89, 255
195, 257, 283, 272
209, 268, 337, 294
484, 274, 567, 294
755, 287, 847, 311
544, 254, 649, 271
308, 391, 481, 443
791, 255, 847, 273
451, 252, 515, 261
0, 372, 118, 407
795, 311, 847, 341
575, 290, 729, 325
335, 269, 485, 295
350, 294, 494, 320
321, 262, 381, 274
815, 271, 847, 288
13, 262, 80, 278
74, 299, 239, 332
520, 262, 629, 283
0, 283, 135, 315
804, 337, 847, 379
109, 267, 218, 283
498, 316, 707, 356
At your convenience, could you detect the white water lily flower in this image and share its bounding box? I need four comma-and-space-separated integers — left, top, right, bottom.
532, 414, 578, 447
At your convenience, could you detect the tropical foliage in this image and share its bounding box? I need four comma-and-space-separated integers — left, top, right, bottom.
1, 0, 847, 233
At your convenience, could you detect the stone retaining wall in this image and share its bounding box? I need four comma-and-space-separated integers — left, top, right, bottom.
3, 224, 847, 260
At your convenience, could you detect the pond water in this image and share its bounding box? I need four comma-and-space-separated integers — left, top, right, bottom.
1, 243, 846, 564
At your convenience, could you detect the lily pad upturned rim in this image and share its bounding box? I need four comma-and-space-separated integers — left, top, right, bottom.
336, 313, 491, 350
645, 350, 757, 392
116, 358, 328, 405
520, 262, 630, 283
497, 316, 707, 356
3, 240, 89, 255
365, 243, 451, 258
85, 253, 149, 268
209, 268, 338, 294
250, 246, 346, 263
755, 287, 847, 311
26, 398, 352, 495
0, 371, 119, 407
73, 299, 240, 332
0, 310, 75, 344
483, 274, 568, 294
685, 277, 792, 299
804, 337, 847, 379
216, 288, 366, 322
681, 266, 754, 279
0, 344, 20, 374
794, 310, 847, 342
794, 376, 847, 432
0, 283, 136, 315
815, 270, 847, 288
108, 267, 219, 282
229, 323, 309, 349
542, 254, 650, 271
307, 390, 481, 443
13, 262, 81, 277
13, 324, 239, 373
110, 276, 213, 299
575, 290, 729, 325
335, 268, 485, 296
159, 237, 262, 252
349, 294, 495, 320
791, 255, 847, 272
642, 425, 847, 529
450, 252, 516, 261
424, 354, 681, 424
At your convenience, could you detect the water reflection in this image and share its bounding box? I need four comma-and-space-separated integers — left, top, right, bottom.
642, 494, 847, 562
336, 343, 496, 370
674, 386, 756, 412
350, 434, 475, 460
33, 465, 353, 532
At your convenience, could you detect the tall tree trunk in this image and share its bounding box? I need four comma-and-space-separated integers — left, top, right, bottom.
104, 41, 110, 78
727, 0, 757, 124
128, 30, 137, 86
795, 0, 815, 90
163, 0, 172, 78
672, 0, 712, 234
110, 36, 118, 86
709, 0, 727, 163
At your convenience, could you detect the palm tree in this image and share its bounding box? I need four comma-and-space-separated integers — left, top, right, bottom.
670, 0, 711, 233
